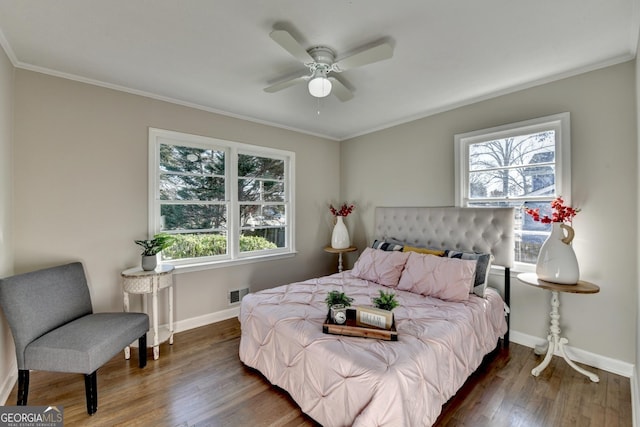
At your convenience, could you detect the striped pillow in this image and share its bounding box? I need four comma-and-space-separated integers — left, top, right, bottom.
371, 239, 403, 251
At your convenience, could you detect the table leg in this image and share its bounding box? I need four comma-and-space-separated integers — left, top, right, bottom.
152, 278, 159, 360
123, 291, 131, 360
169, 283, 174, 345
337, 253, 344, 273
531, 291, 599, 382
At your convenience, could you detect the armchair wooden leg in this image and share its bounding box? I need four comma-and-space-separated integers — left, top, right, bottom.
84, 371, 98, 415
17, 370, 29, 405
139, 333, 147, 368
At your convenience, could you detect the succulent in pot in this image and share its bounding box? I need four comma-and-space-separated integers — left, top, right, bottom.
372, 290, 399, 311
325, 290, 354, 308
135, 233, 175, 271
325, 290, 354, 324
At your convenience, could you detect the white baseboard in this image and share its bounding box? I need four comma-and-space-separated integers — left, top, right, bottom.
632, 366, 639, 427
0, 359, 17, 405
510, 330, 634, 378
172, 306, 240, 333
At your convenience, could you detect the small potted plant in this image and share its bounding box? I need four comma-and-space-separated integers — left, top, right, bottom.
325, 290, 354, 324
372, 290, 400, 311
135, 233, 176, 271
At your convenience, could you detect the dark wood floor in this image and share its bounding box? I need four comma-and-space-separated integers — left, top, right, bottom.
6, 318, 632, 426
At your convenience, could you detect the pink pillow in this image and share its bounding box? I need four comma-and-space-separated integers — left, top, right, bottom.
397, 252, 476, 301
351, 247, 410, 288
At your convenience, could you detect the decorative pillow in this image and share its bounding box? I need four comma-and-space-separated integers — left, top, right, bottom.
403, 245, 445, 256
351, 247, 410, 288
444, 250, 493, 297
397, 252, 476, 302
384, 237, 406, 246
371, 239, 403, 251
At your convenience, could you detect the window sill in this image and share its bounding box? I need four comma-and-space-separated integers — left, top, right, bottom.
166, 251, 297, 274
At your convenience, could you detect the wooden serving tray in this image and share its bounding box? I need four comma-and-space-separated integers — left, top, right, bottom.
322, 308, 398, 341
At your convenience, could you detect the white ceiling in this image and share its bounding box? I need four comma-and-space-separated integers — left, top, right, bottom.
0, 0, 637, 140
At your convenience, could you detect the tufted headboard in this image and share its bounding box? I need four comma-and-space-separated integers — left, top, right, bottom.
375, 206, 514, 345
374, 206, 515, 268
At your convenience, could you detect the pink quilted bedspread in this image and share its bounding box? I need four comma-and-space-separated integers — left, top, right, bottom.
239, 272, 507, 427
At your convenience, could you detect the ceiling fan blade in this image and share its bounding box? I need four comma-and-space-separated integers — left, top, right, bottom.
332, 42, 393, 72
269, 30, 314, 64
328, 76, 354, 102
264, 73, 309, 93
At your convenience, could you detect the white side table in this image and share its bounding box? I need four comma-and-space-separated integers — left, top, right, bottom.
517, 272, 600, 382
121, 264, 175, 360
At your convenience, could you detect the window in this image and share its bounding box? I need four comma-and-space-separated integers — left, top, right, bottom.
149, 128, 295, 268
454, 112, 571, 268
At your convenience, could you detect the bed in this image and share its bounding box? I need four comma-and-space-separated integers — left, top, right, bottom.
239, 207, 514, 426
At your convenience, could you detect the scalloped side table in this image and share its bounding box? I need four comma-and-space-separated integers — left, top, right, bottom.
121, 264, 175, 360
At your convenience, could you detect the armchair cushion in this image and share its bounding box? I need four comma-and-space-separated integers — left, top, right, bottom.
25, 312, 149, 374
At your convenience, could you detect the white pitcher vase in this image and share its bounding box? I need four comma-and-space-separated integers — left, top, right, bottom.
331, 216, 350, 249
536, 222, 579, 284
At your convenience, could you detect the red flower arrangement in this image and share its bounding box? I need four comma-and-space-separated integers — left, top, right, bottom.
329, 203, 355, 217
524, 197, 580, 224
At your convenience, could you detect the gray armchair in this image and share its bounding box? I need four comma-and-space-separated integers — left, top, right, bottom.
0, 262, 149, 415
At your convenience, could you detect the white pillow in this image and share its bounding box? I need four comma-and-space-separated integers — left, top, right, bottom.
351, 247, 410, 288
397, 252, 477, 302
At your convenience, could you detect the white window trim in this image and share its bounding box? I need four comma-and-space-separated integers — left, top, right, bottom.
454, 112, 571, 272
148, 128, 296, 270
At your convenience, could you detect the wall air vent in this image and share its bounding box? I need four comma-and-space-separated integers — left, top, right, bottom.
229, 287, 249, 305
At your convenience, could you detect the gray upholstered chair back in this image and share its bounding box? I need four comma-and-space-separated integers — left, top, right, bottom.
0, 262, 93, 368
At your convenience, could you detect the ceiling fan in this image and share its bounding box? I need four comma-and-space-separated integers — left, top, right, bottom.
264, 30, 393, 102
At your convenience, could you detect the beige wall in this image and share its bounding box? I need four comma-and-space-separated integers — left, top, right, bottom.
12, 70, 340, 325
0, 44, 14, 402
635, 38, 640, 421
342, 61, 638, 363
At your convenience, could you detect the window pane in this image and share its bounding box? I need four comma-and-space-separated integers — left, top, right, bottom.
161, 204, 226, 231
239, 205, 285, 227
162, 232, 227, 260
238, 179, 285, 202
240, 228, 285, 251
469, 131, 555, 172
239, 204, 285, 251
469, 165, 555, 199
160, 144, 225, 174
516, 201, 553, 264
264, 205, 286, 224
238, 154, 284, 179
160, 175, 225, 201
237, 153, 286, 253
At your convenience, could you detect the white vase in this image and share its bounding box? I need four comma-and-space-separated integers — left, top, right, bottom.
536, 222, 579, 284
331, 216, 350, 249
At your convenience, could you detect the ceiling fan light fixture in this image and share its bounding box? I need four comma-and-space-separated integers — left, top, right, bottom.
308, 70, 332, 98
